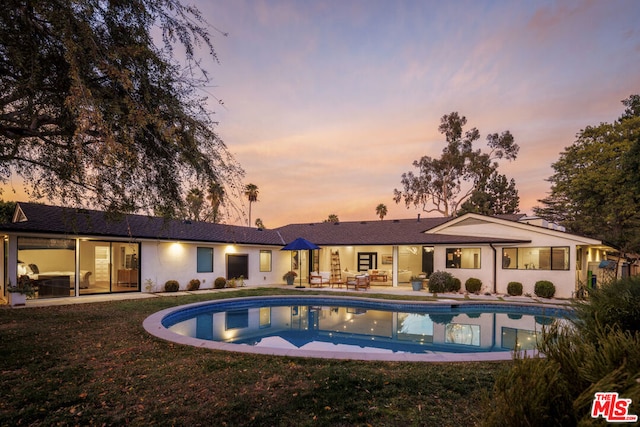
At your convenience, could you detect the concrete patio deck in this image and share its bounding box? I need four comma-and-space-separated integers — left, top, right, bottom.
4, 282, 573, 308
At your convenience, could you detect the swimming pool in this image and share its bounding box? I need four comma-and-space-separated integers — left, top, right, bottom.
143, 295, 571, 362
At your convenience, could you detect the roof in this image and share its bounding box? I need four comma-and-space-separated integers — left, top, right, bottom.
1, 203, 286, 246
276, 218, 528, 246
0, 203, 531, 247
428, 212, 603, 245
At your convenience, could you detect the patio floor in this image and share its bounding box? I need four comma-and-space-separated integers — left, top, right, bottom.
4, 282, 573, 308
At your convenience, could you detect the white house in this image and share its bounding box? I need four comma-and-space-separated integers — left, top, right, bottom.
0, 203, 617, 301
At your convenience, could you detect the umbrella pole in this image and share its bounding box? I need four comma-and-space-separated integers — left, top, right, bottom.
296, 250, 305, 288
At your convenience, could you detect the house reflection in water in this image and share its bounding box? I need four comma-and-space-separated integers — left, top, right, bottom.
168, 305, 560, 354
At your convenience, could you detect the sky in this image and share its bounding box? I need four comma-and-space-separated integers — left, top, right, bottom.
189, 0, 640, 227
4, 0, 640, 227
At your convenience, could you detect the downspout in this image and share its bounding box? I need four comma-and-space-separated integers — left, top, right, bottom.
490, 243, 497, 294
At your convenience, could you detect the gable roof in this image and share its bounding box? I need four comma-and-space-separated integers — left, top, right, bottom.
428, 213, 603, 245
1, 203, 286, 246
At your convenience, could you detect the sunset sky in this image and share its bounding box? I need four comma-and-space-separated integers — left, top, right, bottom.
4, 1, 639, 228
193, 0, 640, 227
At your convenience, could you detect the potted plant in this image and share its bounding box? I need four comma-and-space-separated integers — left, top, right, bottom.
7, 275, 36, 307
410, 275, 423, 291
283, 271, 297, 286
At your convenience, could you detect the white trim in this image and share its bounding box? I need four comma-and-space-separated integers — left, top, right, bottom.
427, 213, 603, 245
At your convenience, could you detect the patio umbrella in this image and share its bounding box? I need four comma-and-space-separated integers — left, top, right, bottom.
281, 238, 320, 288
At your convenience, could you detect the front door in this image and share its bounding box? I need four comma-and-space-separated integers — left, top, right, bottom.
358, 252, 378, 272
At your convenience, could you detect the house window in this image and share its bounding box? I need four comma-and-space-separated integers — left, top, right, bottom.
197, 247, 214, 273
446, 248, 481, 269
357, 252, 378, 272
502, 248, 517, 269
259, 250, 272, 272
227, 254, 249, 280
501, 247, 570, 270
18, 237, 76, 299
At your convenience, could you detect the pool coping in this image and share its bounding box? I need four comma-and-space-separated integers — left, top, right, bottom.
143, 295, 568, 362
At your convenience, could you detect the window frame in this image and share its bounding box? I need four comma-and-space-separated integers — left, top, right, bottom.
196, 247, 214, 273
445, 247, 481, 269
501, 246, 570, 271
259, 250, 272, 272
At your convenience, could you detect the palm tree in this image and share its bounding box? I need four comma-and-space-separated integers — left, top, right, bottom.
255, 218, 265, 229
185, 188, 204, 220
244, 183, 259, 226
376, 203, 388, 221
206, 181, 225, 223
324, 214, 339, 223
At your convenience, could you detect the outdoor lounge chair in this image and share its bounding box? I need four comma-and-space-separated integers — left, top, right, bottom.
309, 274, 329, 288
346, 274, 369, 291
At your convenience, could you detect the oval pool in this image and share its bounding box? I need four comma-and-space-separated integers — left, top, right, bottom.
143, 296, 571, 362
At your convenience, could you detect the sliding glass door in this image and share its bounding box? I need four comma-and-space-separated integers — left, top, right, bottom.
79, 241, 140, 294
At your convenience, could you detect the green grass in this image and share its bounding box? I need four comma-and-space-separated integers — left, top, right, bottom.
0, 289, 509, 426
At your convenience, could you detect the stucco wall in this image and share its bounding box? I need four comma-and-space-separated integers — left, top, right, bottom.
140, 241, 283, 291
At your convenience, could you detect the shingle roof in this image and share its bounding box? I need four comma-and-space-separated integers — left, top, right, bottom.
276, 218, 528, 245
1, 203, 286, 246
0, 203, 530, 247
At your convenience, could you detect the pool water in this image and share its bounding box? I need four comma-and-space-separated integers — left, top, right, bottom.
158, 296, 570, 356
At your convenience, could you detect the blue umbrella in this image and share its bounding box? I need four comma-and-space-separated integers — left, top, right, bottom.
281, 238, 320, 287
282, 237, 320, 251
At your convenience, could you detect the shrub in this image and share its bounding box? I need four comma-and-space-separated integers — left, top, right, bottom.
507, 281, 523, 296
428, 271, 453, 293
214, 277, 226, 289
227, 278, 237, 288
449, 277, 461, 292
534, 280, 556, 298
483, 356, 574, 426
573, 275, 640, 339
187, 279, 201, 291
164, 280, 179, 292
465, 278, 482, 293
484, 276, 640, 425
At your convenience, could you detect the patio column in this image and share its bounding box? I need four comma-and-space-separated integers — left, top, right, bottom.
6, 234, 17, 288
392, 246, 399, 287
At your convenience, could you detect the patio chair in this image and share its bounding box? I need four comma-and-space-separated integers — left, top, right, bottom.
309, 274, 329, 288
346, 274, 369, 291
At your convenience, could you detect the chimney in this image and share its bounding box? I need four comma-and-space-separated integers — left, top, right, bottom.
417, 213, 421, 222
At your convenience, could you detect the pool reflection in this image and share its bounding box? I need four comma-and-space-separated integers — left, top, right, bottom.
168, 305, 557, 355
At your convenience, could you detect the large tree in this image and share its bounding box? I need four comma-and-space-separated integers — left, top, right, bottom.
457, 171, 519, 216
534, 95, 640, 253
0, 0, 243, 214
394, 112, 519, 217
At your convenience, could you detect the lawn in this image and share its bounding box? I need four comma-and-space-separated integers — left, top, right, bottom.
0, 288, 509, 426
